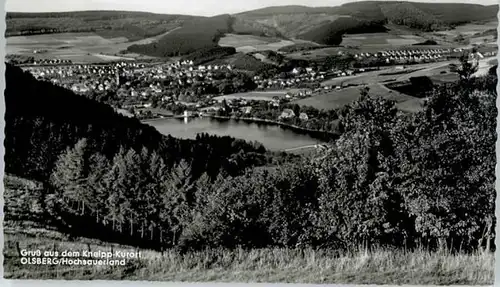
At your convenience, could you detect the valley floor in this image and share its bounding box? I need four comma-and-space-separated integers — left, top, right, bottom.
3, 230, 494, 284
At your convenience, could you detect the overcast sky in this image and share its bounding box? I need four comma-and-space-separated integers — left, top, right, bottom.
6, 0, 499, 16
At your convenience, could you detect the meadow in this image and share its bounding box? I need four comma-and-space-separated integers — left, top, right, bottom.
429, 20, 498, 43
320, 61, 458, 87
342, 32, 426, 47
286, 47, 352, 60
440, 21, 498, 37
3, 231, 493, 284
6, 30, 174, 63
218, 33, 296, 53
294, 84, 416, 111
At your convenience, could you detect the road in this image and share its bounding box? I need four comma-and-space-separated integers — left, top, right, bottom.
283, 144, 327, 152
3, 281, 492, 287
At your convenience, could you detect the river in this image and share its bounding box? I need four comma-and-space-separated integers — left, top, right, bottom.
144, 117, 324, 152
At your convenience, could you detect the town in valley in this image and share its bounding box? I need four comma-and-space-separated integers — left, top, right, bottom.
6, 2, 498, 152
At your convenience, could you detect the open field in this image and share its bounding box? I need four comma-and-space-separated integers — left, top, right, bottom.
219, 33, 295, 53
439, 21, 498, 37
300, 56, 497, 112
6, 28, 179, 63
342, 33, 426, 47
4, 230, 493, 284
286, 47, 352, 59
469, 35, 496, 46
320, 60, 466, 87
294, 84, 416, 111
399, 57, 496, 81
429, 21, 498, 44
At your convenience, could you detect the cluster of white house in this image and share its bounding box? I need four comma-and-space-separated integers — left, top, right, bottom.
149, 61, 234, 86
24, 62, 145, 93
355, 48, 454, 63
23, 59, 240, 109
355, 47, 497, 64
169, 60, 233, 72
32, 58, 73, 65
253, 67, 334, 89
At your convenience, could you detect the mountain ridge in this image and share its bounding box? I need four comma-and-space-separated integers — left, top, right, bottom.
6, 1, 498, 57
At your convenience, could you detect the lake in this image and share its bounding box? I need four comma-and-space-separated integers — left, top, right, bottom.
145, 117, 323, 152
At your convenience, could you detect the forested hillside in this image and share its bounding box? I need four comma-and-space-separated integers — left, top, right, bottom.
297, 18, 388, 45
126, 15, 234, 57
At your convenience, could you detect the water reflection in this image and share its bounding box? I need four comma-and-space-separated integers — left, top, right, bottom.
147, 117, 323, 151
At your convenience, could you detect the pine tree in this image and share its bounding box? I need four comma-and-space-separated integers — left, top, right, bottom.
159, 159, 193, 246
147, 151, 169, 241
50, 138, 90, 215
102, 147, 129, 233
87, 153, 111, 223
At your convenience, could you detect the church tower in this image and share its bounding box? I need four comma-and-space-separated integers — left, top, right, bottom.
115, 69, 120, 86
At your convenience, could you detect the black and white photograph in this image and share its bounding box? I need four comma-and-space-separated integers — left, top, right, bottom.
2, 0, 499, 284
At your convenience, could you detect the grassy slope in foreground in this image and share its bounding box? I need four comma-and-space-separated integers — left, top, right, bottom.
3, 174, 493, 284
4, 229, 493, 284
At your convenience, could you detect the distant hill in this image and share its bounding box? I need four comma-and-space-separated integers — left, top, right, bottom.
236, 1, 498, 38
6, 2, 498, 58
408, 2, 499, 26
6, 11, 200, 40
